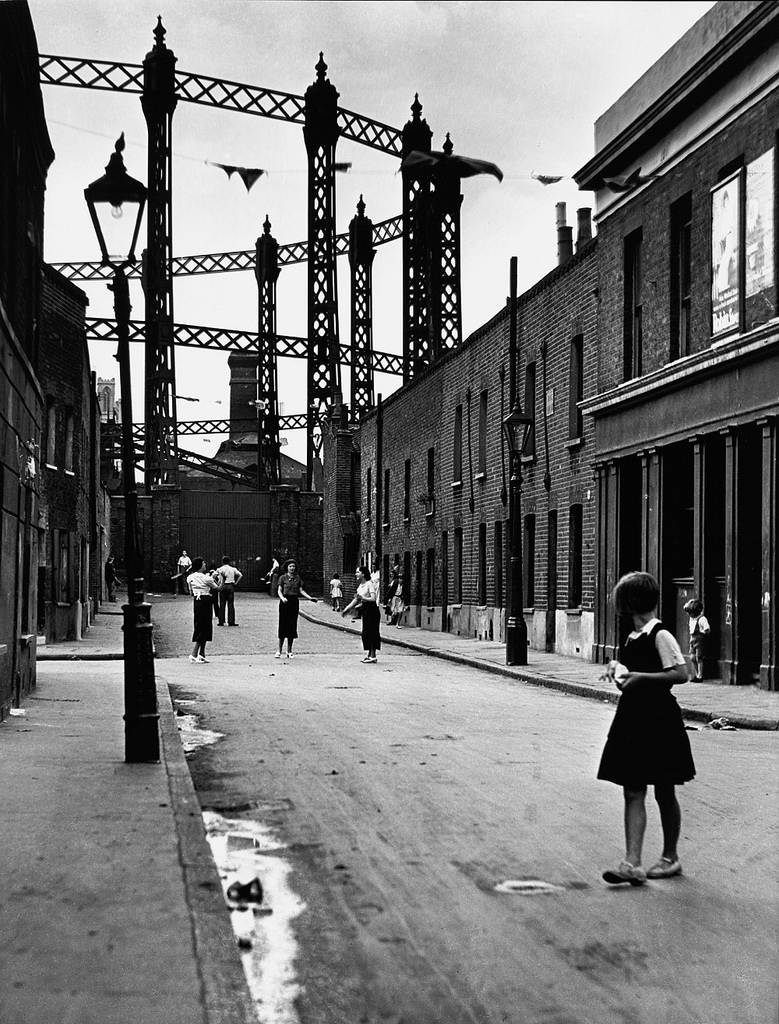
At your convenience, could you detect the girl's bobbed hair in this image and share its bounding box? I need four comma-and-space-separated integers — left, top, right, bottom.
613, 571, 660, 616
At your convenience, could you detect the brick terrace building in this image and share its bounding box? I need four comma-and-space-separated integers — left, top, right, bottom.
577, 0, 779, 687
0, 1, 53, 712
325, 213, 599, 659
37, 265, 106, 642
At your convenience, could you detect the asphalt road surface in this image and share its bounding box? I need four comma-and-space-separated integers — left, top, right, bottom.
153, 594, 778, 1024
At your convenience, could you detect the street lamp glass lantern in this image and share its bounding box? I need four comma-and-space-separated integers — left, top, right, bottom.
502, 400, 533, 459
84, 134, 147, 266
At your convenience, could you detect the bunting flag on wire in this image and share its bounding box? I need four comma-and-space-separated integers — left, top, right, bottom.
602, 167, 659, 193
206, 160, 266, 192
333, 162, 352, 173
401, 149, 503, 182
531, 171, 566, 185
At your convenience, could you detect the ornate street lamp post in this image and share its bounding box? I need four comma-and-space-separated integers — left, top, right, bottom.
503, 399, 533, 666
85, 135, 159, 762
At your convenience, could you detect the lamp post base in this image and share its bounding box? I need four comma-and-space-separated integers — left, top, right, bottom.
122, 600, 160, 763
505, 614, 528, 666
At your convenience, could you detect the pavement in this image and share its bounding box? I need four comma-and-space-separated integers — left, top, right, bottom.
3, 591, 776, 1023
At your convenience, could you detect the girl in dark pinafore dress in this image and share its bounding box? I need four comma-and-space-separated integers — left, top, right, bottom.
598, 572, 696, 886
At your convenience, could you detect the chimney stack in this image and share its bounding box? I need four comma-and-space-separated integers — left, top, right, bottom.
576, 207, 592, 251
556, 202, 573, 266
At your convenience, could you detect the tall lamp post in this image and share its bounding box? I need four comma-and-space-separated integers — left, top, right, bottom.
503, 399, 533, 666
85, 135, 160, 762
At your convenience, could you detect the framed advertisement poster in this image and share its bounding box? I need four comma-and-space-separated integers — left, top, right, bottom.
745, 149, 775, 329
711, 174, 741, 335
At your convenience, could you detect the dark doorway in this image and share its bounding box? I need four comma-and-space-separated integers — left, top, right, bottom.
546, 510, 557, 652
441, 533, 449, 632
415, 550, 423, 626
736, 426, 762, 682
618, 455, 642, 577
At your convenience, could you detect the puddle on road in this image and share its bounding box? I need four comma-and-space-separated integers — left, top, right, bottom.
176, 712, 224, 754
203, 812, 306, 1024
176, 702, 305, 1023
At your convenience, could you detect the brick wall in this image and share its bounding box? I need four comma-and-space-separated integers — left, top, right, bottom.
37, 265, 94, 642
337, 240, 599, 659
596, 90, 779, 391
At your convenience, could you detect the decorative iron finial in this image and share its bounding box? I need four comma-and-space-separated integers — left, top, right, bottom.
357, 195, 366, 217
263, 215, 272, 235
154, 16, 166, 48
443, 133, 453, 157
316, 52, 327, 81
106, 133, 128, 175
410, 93, 423, 121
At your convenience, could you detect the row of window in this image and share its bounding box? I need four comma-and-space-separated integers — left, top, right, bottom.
624, 146, 776, 378
368, 350, 587, 527
377, 504, 584, 611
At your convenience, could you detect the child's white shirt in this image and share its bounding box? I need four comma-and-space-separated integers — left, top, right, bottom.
627, 618, 686, 669
688, 614, 710, 635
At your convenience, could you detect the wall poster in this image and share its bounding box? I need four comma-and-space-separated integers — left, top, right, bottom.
745, 149, 775, 329
711, 174, 741, 335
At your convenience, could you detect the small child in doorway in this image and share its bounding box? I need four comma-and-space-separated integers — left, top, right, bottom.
597, 571, 695, 886
329, 572, 343, 612
683, 598, 711, 681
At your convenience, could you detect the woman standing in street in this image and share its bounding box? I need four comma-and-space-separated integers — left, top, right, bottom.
188, 557, 222, 663
276, 560, 317, 658
387, 565, 405, 628
342, 565, 381, 663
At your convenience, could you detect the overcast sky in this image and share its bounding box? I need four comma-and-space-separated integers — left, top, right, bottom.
28, 0, 714, 464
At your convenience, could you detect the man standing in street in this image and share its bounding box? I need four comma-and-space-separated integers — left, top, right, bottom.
105, 555, 117, 602
217, 556, 243, 626
176, 550, 192, 595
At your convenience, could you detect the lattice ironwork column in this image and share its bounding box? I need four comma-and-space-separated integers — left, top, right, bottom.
141, 18, 178, 489
304, 54, 341, 489
349, 196, 375, 419
430, 134, 463, 355
255, 216, 281, 489
402, 95, 433, 383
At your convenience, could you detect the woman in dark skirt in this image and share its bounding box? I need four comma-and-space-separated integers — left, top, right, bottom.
341, 566, 381, 663
598, 571, 695, 886
188, 557, 221, 663
276, 560, 317, 658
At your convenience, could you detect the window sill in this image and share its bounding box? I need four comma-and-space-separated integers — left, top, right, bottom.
566, 607, 583, 617
425, 510, 435, 519
382, 522, 390, 531
474, 471, 486, 481
65, 469, 76, 477
45, 463, 58, 471
403, 516, 411, 527
451, 480, 463, 490
565, 437, 585, 450
363, 517, 371, 525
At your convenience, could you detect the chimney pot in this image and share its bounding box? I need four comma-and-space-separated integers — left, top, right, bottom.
556, 203, 573, 266
576, 208, 592, 250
